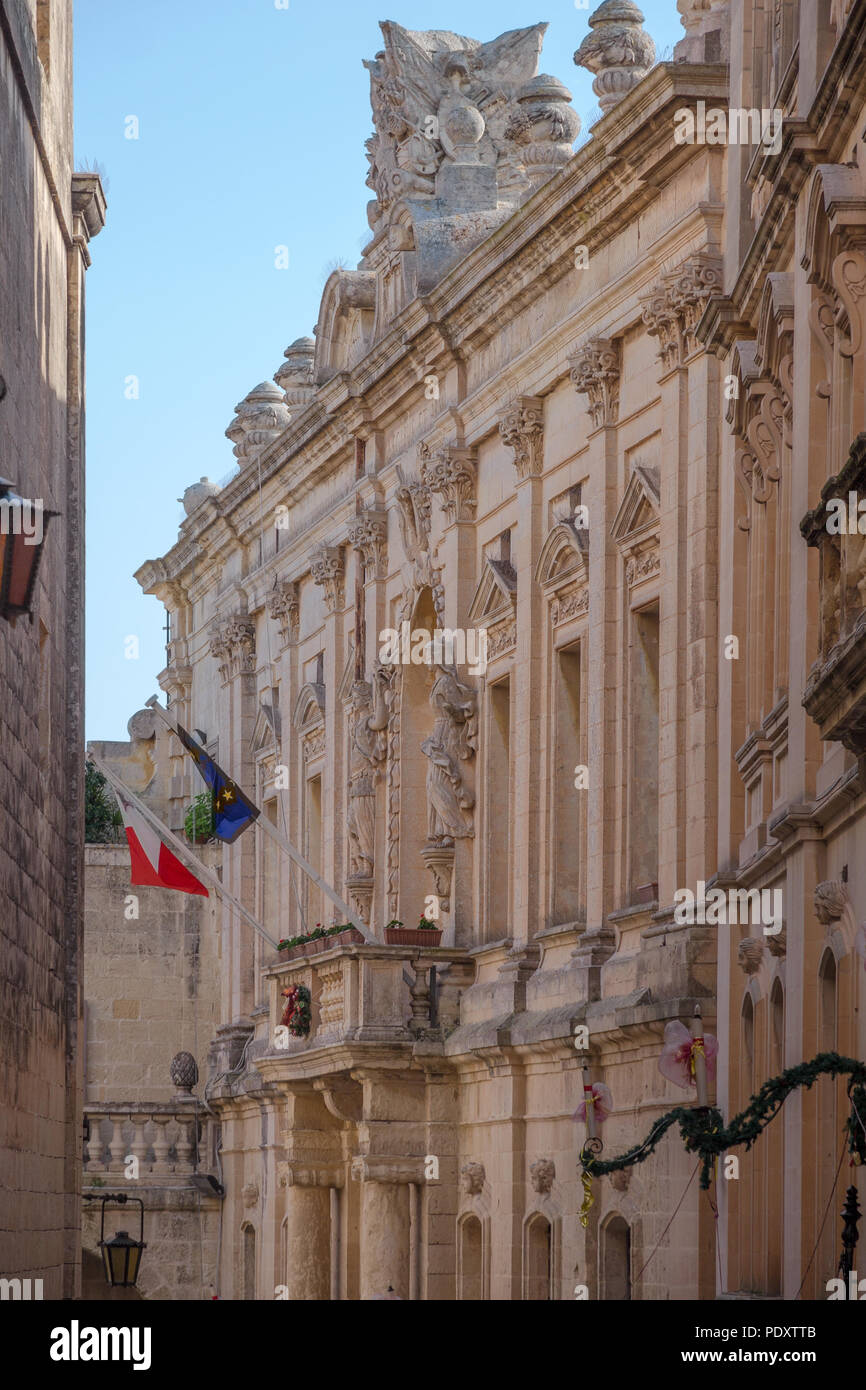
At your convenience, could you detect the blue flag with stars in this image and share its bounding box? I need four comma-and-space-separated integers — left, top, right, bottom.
175, 723, 260, 844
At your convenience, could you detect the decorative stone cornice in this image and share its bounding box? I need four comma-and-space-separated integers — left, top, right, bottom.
209, 614, 256, 683
311, 545, 345, 613
348, 508, 388, 577
568, 337, 621, 428
498, 395, 545, 479
419, 441, 478, 524
574, 1, 656, 116
267, 579, 300, 645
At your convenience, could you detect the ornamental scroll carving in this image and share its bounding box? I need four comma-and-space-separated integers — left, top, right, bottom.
209, 615, 256, 683
568, 337, 620, 429
419, 441, 478, 524
498, 396, 544, 479
311, 545, 345, 613
268, 580, 300, 645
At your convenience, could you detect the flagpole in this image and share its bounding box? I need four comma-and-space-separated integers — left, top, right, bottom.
87, 747, 281, 951
144, 696, 368, 939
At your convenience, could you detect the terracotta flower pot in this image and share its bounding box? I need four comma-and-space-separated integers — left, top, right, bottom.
384, 927, 443, 947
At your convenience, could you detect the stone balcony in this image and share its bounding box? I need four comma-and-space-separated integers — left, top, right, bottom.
801, 432, 866, 757
83, 1100, 215, 1177
255, 940, 474, 1076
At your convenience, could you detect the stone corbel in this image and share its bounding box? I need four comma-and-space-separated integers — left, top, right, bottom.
568, 337, 620, 429
311, 545, 345, 613
498, 395, 544, 480
419, 441, 478, 524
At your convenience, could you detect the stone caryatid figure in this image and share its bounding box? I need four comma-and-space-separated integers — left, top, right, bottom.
347, 666, 390, 879
421, 665, 478, 845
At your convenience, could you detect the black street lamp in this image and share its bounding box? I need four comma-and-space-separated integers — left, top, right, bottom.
84, 1193, 147, 1288
0, 477, 54, 624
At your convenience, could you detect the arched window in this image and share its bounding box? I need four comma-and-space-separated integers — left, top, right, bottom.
602, 1215, 631, 1300
819, 949, 837, 1050
742, 993, 755, 1099
242, 1224, 256, 1301
524, 1214, 552, 1300
770, 978, 784, 1073
458, 1215, 483, 1300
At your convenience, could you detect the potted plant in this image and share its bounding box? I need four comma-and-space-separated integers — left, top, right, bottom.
277, 922, 366, 960
384, 915, 443, 947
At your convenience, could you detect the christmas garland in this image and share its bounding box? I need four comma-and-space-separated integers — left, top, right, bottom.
280, 985, 312, 1037
581, 1053, 866, 1193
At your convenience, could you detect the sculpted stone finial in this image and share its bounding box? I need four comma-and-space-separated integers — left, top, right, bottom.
274, 337, 315, 411
226, 380, 293, 463
574, 1, 656, 116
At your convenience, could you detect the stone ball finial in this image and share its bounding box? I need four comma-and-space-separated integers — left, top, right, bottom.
169, 1051, 199, 1094
574, 0, 656, 115
178, 476, 221, 516
127, 708, 157, 742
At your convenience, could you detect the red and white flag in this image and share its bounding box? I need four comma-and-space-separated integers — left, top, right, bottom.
117, 791, 209, 898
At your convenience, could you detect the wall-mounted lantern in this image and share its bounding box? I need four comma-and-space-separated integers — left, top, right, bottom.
84, 1193, 147, 1288
0, 478, 55, 624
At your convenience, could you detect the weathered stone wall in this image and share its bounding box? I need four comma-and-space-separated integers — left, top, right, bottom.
0, 0, 104, 1300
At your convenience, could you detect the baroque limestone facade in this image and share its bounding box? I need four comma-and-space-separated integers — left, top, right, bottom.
106, 3, 866, 1300
0, 0, 105, 1299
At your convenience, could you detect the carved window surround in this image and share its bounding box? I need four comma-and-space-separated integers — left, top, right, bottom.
735, 695, 789, 849
293, 681, 326, 766
801, 432, 866, 756
467, 555, 518, 662
610, 462, 661, 595
534, 516, 590, 628
728, 341, 786, 530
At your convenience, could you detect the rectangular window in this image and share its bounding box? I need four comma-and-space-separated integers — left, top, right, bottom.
553, 644, 581, 925
305, 774, 323, 926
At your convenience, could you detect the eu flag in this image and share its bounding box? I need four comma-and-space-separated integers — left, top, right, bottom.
175, 724, 260, 844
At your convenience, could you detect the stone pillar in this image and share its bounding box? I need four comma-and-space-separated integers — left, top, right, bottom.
283, 1174, 332, 1300
209, 614, 258, 1020
352, 1157, 415, 1299
311, 545, 348, 922
499, 397, 545, 947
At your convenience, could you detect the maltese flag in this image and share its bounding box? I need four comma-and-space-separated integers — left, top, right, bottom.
117, 791, 209, 898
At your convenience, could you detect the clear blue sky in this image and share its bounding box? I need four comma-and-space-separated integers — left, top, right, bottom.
75, 0, 683, 740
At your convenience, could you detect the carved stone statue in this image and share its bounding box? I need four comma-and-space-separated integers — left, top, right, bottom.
420, 665, 478, 844
347, 666, 390, 878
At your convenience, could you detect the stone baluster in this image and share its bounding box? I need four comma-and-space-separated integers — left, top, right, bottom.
86, 1120, 106, 1171
409, 961, 433, 1035
107, 1113, 127, 1171
130, 1116, 150, 1174
175, 1114, 197, 1171
151, 1114, 172, 1173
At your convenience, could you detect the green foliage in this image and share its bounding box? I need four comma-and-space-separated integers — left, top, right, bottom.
184, 792, 214, 844
581, 1053, 866, 1190
417, 916, 438, 930
84, 762, 123, 844
277, 922, 356, 952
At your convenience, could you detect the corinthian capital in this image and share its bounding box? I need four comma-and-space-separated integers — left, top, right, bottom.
348, 508, 388, 577
419, 441, 477, 524
568, 337, 621, 428
498, 396, 544, 480
311, 545, 345, 613
209, 614, 256, 682
268, 579, 300, 645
